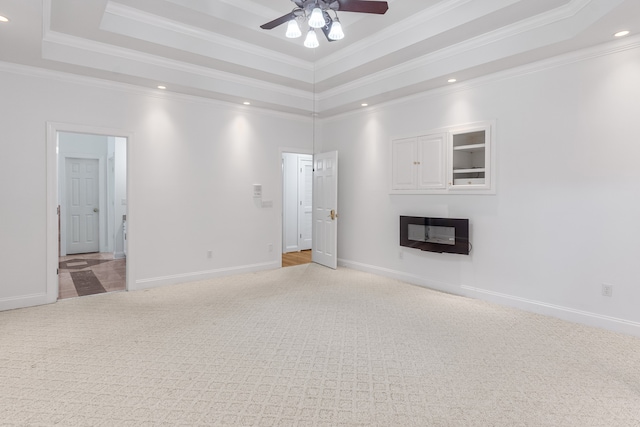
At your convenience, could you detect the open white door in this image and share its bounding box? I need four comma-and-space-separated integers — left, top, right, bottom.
312, 151, 338, 269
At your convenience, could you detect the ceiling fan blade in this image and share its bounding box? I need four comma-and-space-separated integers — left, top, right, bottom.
260, 12, 296, 30
337, 0, 389, 14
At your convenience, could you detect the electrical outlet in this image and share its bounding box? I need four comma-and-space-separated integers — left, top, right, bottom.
398, 250, 404, 259
268, 244, 273, 253
207, 250, 213, 259
601, 283, 613, 297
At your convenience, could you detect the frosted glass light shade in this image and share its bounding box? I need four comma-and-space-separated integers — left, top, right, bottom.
308, 7, 326, 28
286, 19, 302, 38
328, 19, 344, 40
304, 29, 319, 48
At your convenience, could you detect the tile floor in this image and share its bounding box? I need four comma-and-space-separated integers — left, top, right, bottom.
58, 252, 126, 299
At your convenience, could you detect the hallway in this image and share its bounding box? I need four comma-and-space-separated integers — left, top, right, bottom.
58, 253, 125, 299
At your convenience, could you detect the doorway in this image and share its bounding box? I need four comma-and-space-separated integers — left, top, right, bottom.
282, 151, 313, 267
46, 123, 131, 302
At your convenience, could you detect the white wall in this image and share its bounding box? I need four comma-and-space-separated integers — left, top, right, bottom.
0, 64, 311, 309
320, 43, 640, 336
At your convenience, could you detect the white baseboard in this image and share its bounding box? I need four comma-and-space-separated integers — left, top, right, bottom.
338, 258, 460, 295
0, 293, 50, 312
461, 285, 640, 338
114, 252, 126, 260
338, 258, 640, 338
133, 261, 280, 290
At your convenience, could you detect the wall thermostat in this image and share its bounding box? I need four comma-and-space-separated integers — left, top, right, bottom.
253, 184, 262, 198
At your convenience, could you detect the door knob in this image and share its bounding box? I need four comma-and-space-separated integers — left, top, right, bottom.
329, 209, 338, 220
93, 208, 99, 213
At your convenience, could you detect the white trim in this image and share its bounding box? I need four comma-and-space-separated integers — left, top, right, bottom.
338, 258, 640, 338
133, 261, 280, 290
0, 293, 50, 312
102, 2, 313, 78
41, 30, 313, 109
46, 122, 133, 305
316, 0, 516, 80
338, 258, 460, 295
0, 61, 313, 122
321, 33, 640, 121
461, 285, 640, 338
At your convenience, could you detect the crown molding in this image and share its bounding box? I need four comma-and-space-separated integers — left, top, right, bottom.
0, 60, 313, 123
315, 0, 623, 106
42, 30, 313, 106
103, 1, 314, 81
167, 0, 280, 21
321, 33, 640, 122
315, 0, 473, 72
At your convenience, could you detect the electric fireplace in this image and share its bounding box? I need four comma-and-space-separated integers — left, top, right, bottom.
400, 216, 470, 255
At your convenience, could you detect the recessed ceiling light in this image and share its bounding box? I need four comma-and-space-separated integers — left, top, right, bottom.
448, 78, 457, 83
361, 103, 368, 107
243, 101, 251, 105
614, 30, 630, 37
157, 85, 166, 89
0, 15, 9, 22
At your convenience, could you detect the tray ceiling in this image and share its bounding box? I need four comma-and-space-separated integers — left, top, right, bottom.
0, 0, 637, 116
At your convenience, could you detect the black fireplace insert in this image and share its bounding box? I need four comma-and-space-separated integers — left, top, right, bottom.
400, 216, 470, 255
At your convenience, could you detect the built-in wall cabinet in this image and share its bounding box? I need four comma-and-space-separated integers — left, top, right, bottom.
391, 121, 494, 194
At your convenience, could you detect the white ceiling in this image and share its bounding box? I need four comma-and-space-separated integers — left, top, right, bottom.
0, 0, 637, 117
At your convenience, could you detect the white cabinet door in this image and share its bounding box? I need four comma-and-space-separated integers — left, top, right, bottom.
391, 137, 417, 190
449, 123, 491, 190
417, 134, 446, 189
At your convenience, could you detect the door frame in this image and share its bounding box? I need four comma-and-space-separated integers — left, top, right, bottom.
279, 147, 313, 267
46, 122, 134, 303
59, 153, 106, 256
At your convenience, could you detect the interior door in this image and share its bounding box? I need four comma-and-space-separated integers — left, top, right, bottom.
299, 157, 313, 250
66, 158, 100, 254
312, 151, 338, 269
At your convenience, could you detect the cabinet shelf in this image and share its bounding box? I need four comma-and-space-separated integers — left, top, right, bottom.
453, 168, 485, 174
453, 143, 485, 151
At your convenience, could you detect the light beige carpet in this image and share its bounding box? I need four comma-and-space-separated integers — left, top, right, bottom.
1, 264, 639, 426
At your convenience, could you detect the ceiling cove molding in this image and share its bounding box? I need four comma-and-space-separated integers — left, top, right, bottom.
316, 0, 623, 105
166, 0, 281, 21
42, 31, 313, 109
315, 0, 498, 78
102, 2, 314, 83
0, 60, 312, 123
315, 0, 601, 84
321, 34, 640, 122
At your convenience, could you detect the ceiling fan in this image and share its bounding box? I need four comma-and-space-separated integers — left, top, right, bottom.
260, 0, 389, 48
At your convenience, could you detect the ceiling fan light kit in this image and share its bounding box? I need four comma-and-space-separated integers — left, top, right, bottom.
286, 19, 302, 38
308, 7, 327, 28
304, 29, 320, 48
328, 18, 344, 40
261, 0, 388, 48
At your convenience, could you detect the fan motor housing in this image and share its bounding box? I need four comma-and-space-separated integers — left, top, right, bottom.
293, 0, 340, 13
